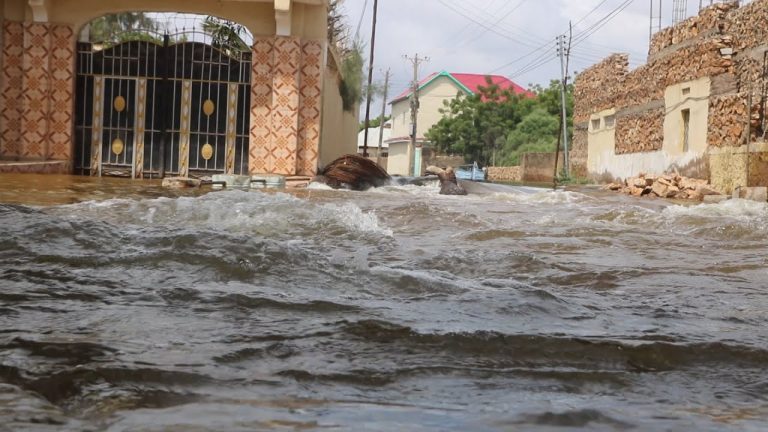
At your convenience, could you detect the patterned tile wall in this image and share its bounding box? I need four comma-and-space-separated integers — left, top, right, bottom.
21, 22, 52, 160
249, 38, 275, 174
0, 21, 75, 164
0, 22, 24, 159
48, 25, 75, 161
268, 36, 301, 175
297, 40, 323, 177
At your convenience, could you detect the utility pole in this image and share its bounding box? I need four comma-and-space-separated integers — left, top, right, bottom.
362, 0, 379, 158
377, 69, 391, 166
404, 53, 428, 176
557, 34, 570, 177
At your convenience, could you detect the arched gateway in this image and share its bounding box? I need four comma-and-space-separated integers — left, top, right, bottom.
74, 17, 255, 178
0, 0, 354, 178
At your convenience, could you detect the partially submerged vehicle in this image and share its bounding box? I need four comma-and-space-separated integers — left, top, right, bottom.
455, 162, 486, 182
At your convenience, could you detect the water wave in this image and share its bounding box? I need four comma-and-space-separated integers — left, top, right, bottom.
46, 190, 393, 238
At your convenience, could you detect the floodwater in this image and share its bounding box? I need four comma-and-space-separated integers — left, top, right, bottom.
1, 174, 767, 431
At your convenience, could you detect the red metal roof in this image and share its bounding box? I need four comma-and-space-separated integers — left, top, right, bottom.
391, 71, 532, 103
451, 73, 531, 97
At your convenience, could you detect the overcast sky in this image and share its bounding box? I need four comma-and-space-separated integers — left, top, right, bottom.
343, 0, 734, 116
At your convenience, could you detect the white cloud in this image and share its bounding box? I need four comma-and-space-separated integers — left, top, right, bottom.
344, 0, 715, 118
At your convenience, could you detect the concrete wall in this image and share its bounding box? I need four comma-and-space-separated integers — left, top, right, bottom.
387, 141, 411, 176
586, 108, 617, 178
521, 152, 564, 183
319, 56, 357, 168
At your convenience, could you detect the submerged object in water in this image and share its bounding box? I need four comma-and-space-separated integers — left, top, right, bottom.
314, 154, 391, 191
425, 166, 467, 196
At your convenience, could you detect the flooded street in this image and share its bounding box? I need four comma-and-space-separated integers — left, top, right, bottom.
1, 174, 767, 431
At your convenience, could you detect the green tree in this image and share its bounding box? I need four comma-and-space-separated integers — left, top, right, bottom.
500, 108, 559, 165
89, 13, 160, 44
426, 78, 533, 165
359, 115, 391, 131
202, 17, 250, 52
426, 77, 574, 166
338, 40, 364, 112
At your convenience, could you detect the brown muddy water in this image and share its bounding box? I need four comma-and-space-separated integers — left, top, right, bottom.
1, 174, 767, 431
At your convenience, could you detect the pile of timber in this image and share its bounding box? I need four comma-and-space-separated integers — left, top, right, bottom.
603, 173, 722, 201
315, 154, 391, 191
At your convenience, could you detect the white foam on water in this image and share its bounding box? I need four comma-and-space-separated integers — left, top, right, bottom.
316, 202, 394, 237
663, 198, 768, 221
484, 190, 593, 205
51, 189, 393, 238
307, 182, 337, 190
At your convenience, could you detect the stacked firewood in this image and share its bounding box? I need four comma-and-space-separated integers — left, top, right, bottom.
603, 173, 722, 201
708, 94, 748, 148
649, 2, 737, 55
615, 109, 665, 154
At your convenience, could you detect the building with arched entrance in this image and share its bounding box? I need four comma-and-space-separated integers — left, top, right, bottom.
0, 0, 357, 178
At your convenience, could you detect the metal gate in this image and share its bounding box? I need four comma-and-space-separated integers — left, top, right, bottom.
74, 29, 251, 178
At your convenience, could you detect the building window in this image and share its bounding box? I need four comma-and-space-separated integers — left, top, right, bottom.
604, 115, 615, 128
682, 87, 691, 96
591, 118, 601, 131
681, 109, 690, 152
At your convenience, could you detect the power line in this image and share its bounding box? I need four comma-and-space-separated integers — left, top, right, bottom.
571, 0, 613, 29
486, 0, 639, 78
571, 0, 636, 48
436, 0, 545, 49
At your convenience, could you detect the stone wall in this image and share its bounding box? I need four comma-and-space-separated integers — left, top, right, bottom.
487, 166, 522, 182
574, 0, 768, 192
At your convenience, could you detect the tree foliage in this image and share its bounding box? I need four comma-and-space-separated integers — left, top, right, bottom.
425, 78, 574, 166
338, 40, 364, 112
202, 17, 250, 52
328, 0, 351, 52
88, 13, 160, 44
328, 1, 365, 112
359, 115, 391, 131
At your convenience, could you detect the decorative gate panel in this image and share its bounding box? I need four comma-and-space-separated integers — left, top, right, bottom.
74, 32, 252, 178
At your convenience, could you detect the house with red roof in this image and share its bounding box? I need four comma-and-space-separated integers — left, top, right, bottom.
386, 71, 532, 176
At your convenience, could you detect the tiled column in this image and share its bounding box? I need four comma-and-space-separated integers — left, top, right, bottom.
0, 22, 24, 160
47, 24, 75, 161
297, 40, 322, 177
269, 36, 301, 175
249, 37, 275, 174
21, 22, 52, 160
1, 21, 74, 163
